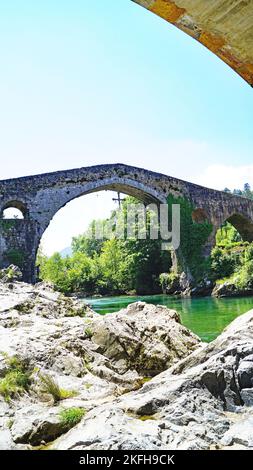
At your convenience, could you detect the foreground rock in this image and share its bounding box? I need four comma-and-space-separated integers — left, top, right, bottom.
0, 279, 201, 449
1, 277, 253, 450
54, 310, 253, 450
89, 302, 200, 376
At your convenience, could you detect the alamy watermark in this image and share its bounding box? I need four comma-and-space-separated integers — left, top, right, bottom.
86, 203, 180, 251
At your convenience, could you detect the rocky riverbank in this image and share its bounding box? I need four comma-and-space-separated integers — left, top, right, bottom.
0, 276, 253, 450
162, 271, 253, 299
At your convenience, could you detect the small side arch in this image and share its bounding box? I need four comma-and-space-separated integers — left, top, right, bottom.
1, 200, 29, 219
192, 208, 209, 224
226, 213, 253, 243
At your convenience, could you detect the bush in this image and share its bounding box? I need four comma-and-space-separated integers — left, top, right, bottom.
216, 223, 242, 245
211, 246, 241, 280
159, 272, 179, 293
0, 370, 31, 402
235, 260, 253, 290
0, 354, 31, 402
59, 407, 86, 428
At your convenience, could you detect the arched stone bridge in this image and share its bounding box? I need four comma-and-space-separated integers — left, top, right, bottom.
1, 164, 253, 283
132, 0, 253, 86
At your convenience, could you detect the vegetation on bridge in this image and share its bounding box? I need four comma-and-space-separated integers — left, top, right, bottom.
167, 194, 213, 281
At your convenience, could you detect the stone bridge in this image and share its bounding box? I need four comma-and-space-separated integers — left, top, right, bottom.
1, 164, 253, 283
132, 0, 253, 86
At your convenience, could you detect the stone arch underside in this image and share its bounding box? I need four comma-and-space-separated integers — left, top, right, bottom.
133, 0, 253, 86
1, 200, 28, 219
35, 176, 167, 231
66, 178, 166, 206
226, 213, 253, 242
28, 177, 167, 284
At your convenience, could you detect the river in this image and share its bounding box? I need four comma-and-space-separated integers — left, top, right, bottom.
84, 294, 253, 342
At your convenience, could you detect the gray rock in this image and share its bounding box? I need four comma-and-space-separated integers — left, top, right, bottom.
237, 355, 253, 389
90, 301, 201, 376
1, 279, 253, 450
11, 405, 72, 445
53, 308, 253, 451
0, 265, 22, 283
221, 415, 253, 448
54, 407, 163, 450
212, 281, 253, 298
0, 429, 16, 450
241, 388, 253, 407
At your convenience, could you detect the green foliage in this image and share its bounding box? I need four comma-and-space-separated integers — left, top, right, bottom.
97, 238, 130, 293
5, 249, 24, 268
59, 407, 86, 428
84, 327, 93, 338
167, 195, 213, 281
38, 252, 98, 294
159, 272, 179, 292
233, 244, 253, 290
211, 246, 241, 281
0, 371, 30, 402
210, 185, 253, 289
72, 221, 103, 258
0, 354, 31, 402
224, 183, 253, 200
0, 220, 17, 232
211, 227, 253, 290
216, 222, 243, 246
38, 372, 77, 403
37, 196, 171, 295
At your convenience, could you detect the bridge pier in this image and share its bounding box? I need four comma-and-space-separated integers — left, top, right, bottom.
0, 219, 40, 283
202, 227, 218, 258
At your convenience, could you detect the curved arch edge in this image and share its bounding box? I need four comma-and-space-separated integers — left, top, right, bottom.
132, 0, 253, 86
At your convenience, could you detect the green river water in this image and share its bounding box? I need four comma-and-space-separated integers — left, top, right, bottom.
84, 294, 253, 342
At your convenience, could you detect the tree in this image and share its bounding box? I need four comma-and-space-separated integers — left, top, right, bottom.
37, 195, 171, 295
243, 183, 253, 200
99, 238, 129, 293
72, 221, 104, 257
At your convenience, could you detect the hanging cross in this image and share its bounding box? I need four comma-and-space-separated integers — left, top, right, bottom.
112, 192, 124, 208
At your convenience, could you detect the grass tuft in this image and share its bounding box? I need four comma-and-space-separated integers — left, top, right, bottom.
59, 407, 86, 428
38, 372, 78, 403
0, 354, 31, 402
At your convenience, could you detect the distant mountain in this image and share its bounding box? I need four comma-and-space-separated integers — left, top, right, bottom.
60, 247, 72, 258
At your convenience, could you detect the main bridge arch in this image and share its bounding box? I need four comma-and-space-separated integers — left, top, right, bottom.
34, 175, 167, 263
1, 163, 253, 283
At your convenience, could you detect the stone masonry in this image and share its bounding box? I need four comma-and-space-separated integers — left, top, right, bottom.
1, 164, 253, 283
132, 0, 253, 86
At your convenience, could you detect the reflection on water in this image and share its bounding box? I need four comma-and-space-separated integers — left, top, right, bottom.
84, 294, 253, 342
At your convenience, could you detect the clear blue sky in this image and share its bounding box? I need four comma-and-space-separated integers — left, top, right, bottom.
0, 0, 253, 253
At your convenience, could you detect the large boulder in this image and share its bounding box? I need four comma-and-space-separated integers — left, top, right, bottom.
10, 405, 67, 446
89, 302, 201, 376
1, 279, 253, 450
54, 309, 253, 451
0, 281, 201, 449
